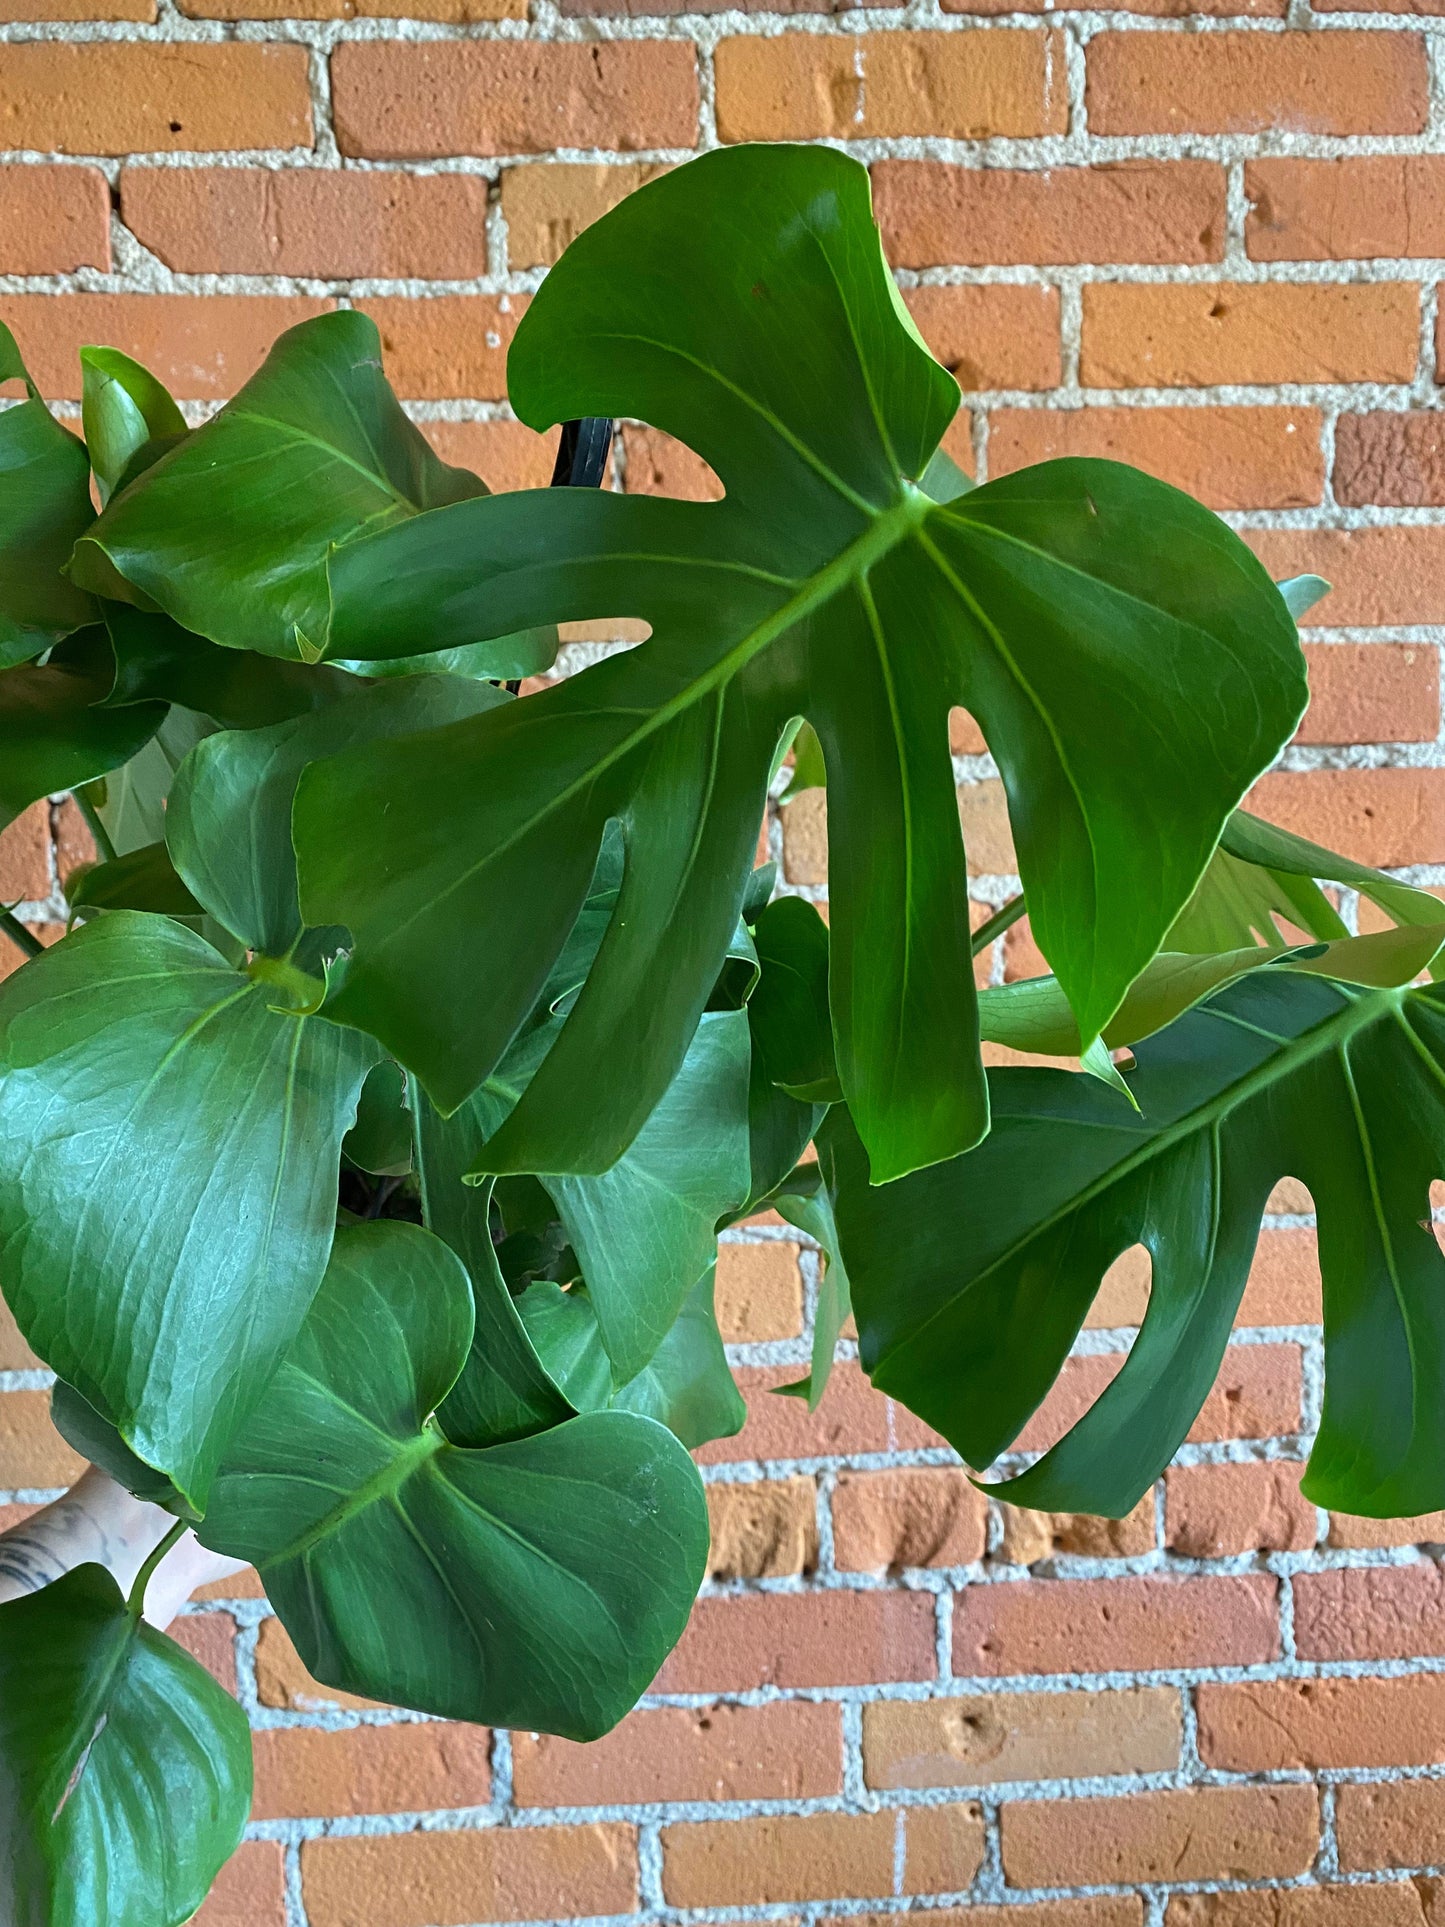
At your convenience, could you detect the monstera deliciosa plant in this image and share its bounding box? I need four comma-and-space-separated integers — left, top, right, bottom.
1, 141, 1441, 1921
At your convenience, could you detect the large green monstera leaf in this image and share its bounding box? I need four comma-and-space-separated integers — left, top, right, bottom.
292, 143, 1306, 1184
0, 913, 378, 1511
824, 953, 1445, 1520
199, 1220, 710, 1737
0, 1564, 251, 1927
0, 324, 97, 668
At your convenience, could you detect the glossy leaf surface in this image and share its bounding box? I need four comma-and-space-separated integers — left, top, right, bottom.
0, 912, 378, 1510
0, 630, 166, 833
199, 1221, 710, 1736
0, 324, 96, 667
0, 1564, 250, 1927
295, 144, 1305, 1182
103, 603, 352, 730
70, 312, 492, 661
826, 963, 1445, 1518
80, 348, 187, 508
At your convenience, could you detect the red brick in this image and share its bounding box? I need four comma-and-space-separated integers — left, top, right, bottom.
1084, 1245, 1152, 1329
1199, 1673, 1445, 1772
1247, 156, 1445, 261
0, 1393, 86, 1489
1338, 1779, 1445, 1871
0, 294, 332, 403
1300, 643, 1439, 745
864, 1686, 1181, 1789
169, 1612, 238, 1695
904, 1802, 990, 1895
501, 161, 670, 269
252, 1722, 490, 1820
331, 41, 699, 159
0, 0, 152, 15
0, 44, 313, 155
354, 294, 522, 402
1087, 31, 1428, 136
0, 1298, 39, 1372
988, 406, 1323, 512
514, 1700, 843, 1806
1337, 413, 1445, 509
905, 284, 1064, 397
1011, 1343, 1298, 1457
1001, 1785, 1319, 1887
715, 1241, 803, 1342
195, 1842, 288, 1927
706, 1477, 818, 1580
619, 425, 721, 501
1329, 1509, 1445, 1550
1164, 1461, 1316, 1557
1249, 769, 1445, 869
0, 165, 109, 273
661, 1811, 897, 1906
1081, 283, 1420, 388
657, 1589, 937, 1692
183, 0, 520, 19
1246, 526, 1445, 628
120, 167, 489, 279
695, 1361, 891, 1465
421, 421, 558, 495
1294, 1560, 1445, 1662
953, 1574, 1280, 1676
874, 160, 1225, 268
998, 1495, 1157, 1563
836, 1909, 1144, 1927
0, 803, 51, 904
714, 31, 1065, 142
832, 1468, 987, 1572
1167, 1888, 1432, 1926
301, 1826, 637, 1927
253, 1615, 383, 1714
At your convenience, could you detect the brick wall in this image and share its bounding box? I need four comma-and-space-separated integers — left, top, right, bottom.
3, 0, 1445, 1920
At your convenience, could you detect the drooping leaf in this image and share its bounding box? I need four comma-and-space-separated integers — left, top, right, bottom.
456, 1007, 752, 1383
68, 312, 499, 663
0, 1563, 251, 1927
198, 1220, 710, 1738
824, 955, 1445, 1520
0, 629, 165, 833
772, 1168, 852, 1411
168, 675, 509, 960
294, 145, 1306, 1183
0, 323, 97, 667
104, 603, 353, 729
79, 347, 188, 508
0, 912, 379, 1511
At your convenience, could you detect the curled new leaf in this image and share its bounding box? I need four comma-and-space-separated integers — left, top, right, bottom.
199, 1220, 710, 1737
295, 144, 1306, 1182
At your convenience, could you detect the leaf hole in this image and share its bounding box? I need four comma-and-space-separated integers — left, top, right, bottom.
1089, 1243, 1151, 1331
1430, 1179, 1445, 1256
616, 423, 724, 503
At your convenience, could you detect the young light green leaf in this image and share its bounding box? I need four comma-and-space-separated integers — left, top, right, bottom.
296, 146, 1306, 1183
69, 312, 496, 662
0, 323, 97, 667
0, 912, 379, 1511
199, 1221, 710, 1737
1224, 808, 1445, 950
0, 1564, 251, 1927
772, 1175, 852, 1411
1277, 573, 1331, 621
781, 721, 827, 800
1165, 841, 1347, 954
79, 347, 187, 508
825, 962, 1445, 1520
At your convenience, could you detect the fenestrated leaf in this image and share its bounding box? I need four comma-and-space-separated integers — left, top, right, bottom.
1223, 808, 1445, 958
0, 912, 379, 1511
456, 1008, 752, 1384
824, 956, 1445, 1520
68, 312, 496, 662
0, 629, 165, 833
168, 675, 509, 959
103, 603, 353, 729
0, 323, 96, 667
1165, 840, 1347, 954
0, 1563, 251, 1927
198, 1220, 710, 1737
294, 144, 1306, 1183
80, 347, 187, 508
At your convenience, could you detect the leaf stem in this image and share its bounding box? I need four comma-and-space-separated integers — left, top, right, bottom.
126, 1516, 187, 1618
0, 908, 43, 961
970, 894, 1025, 958
73, 784, 118, 867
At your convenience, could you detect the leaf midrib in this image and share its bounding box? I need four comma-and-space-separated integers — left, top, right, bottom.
874, 981, 1410, 1371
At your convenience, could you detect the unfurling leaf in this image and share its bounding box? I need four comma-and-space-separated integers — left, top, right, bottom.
199, 1221, 710, 1737
79, 347, 187, 507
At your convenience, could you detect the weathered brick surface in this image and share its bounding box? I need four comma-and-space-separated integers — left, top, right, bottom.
6, 4, 1445, 1920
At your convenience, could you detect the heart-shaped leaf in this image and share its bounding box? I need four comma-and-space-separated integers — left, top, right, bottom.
198, 1220, 710, 1737
68, 312, 502, 663
824, 949, 1445, 1519
0, 1563, 250, 1927
294, 144, 1306, 1183
0, 324, 97, 668
0, 911, 379, 1511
